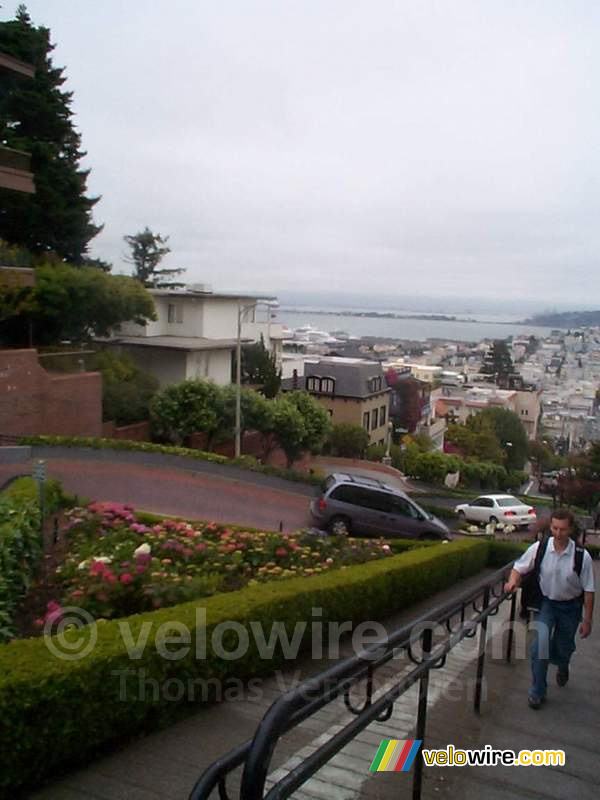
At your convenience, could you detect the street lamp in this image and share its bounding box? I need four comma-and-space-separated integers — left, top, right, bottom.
382, 420, 394, 466
235, 300, 258, 459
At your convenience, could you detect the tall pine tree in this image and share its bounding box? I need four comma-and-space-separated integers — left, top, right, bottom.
0, 6, 101, 262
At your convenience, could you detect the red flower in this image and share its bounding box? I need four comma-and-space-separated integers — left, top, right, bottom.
120, 573, 134, 584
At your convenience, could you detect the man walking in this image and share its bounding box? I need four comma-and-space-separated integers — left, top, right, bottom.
505, 509, 595, 709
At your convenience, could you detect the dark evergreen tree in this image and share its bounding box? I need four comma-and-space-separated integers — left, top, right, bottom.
0, 6, 102, 261
239, 335, 282, 398
479, 339, 519, 388
123, 227, 185, 287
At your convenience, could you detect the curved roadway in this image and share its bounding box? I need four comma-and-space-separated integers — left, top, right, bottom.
0, 451, 315, 533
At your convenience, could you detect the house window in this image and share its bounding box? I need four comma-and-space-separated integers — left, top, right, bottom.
168, 303, 183, 324
307, 376, 319, 391
380, 405, 386, 425
363, 411, 370, 430
372, 408, 379, 430
321, 377, 335, 394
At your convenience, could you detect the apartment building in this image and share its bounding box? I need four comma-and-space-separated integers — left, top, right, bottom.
282, 357, 390, 446
107, 286, 283, 387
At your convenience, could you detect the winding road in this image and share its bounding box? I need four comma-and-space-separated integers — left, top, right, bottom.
0, 450, 316, 532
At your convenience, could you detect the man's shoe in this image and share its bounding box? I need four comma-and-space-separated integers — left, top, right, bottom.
528, 695, 542, 709
557, 666, 569, 687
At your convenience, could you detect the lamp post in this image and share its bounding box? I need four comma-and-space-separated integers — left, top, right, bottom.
235, 301, 258, 458
382, 420, 394, 466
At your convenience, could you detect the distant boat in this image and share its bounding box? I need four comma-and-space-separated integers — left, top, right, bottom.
290, 324, 338, 344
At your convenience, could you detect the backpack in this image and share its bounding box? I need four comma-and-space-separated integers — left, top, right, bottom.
520, 535, 585, 612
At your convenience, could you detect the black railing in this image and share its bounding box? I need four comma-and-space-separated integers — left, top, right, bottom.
189, 564, 518, 800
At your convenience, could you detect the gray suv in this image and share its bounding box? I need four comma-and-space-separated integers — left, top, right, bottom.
310, 473, 451, 540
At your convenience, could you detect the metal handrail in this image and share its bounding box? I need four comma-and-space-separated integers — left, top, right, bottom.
189, 563, 517, 800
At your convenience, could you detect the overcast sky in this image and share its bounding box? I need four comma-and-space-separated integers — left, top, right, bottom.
4, 1, 600, 310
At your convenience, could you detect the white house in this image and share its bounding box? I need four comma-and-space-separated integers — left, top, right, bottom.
105, 285, 283, 387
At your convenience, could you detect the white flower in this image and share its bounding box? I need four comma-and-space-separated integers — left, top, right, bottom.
77, 560, 89, 570
95, 556, 112, 564
468, 525, 479, 533
134, 543, 151, 557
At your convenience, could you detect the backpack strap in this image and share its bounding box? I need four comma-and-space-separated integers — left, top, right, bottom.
574, 546, 585, 577
533, 534, 550, 576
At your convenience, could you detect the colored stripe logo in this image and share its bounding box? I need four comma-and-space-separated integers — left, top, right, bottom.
369, 739, 422, 772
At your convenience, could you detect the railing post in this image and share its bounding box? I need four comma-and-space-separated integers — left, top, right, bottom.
412, 625, 432, 800
474, 586, 490, 714
505, 590, 517, 663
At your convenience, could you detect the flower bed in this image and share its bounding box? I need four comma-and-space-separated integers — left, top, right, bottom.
43, 502, 399, 625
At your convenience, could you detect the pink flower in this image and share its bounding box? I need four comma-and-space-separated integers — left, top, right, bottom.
136, 564, 147, 574
275, 547, 288, 557
71, 589, 84, 598
195, 543, 207, 552
120, 573, 134, 584
96, 592, 109, 602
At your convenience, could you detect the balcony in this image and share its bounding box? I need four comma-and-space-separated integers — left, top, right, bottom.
0, 145, 34, 193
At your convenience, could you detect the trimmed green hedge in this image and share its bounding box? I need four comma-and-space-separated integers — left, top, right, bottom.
2, 476, 71, 513
0, 539, 488, 795
487, 538, 600, 566
19, 435, 325, 487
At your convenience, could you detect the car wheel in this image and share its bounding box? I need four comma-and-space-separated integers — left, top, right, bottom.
328, 515, 351, 536
489, 516, 499, 524
457, 510, 466, 522
419, 532, 443, 541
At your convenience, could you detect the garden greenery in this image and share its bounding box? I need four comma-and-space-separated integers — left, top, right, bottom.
0, 538, 488, 794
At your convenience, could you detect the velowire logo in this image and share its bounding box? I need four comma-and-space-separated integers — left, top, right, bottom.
369, 739, 422, 772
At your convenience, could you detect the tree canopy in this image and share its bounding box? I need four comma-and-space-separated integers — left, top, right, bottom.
239, 336, 281, 398
149, 379, 332, 465
479, 340, 519, 388
91, 350, 158, 426
123, 227, 185, 288
0, 258, 156, 346
0, 6, 101, 261
467, 407, 528, 470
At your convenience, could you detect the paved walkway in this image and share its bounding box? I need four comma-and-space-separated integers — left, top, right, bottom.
26, 565, 600, 800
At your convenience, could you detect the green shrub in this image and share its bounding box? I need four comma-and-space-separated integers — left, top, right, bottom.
460, 460, 507, 490
328, 423, 370, 458
2, 476, 70, 514
0, 485, 42, 642
365, 443, 387, 462
397, 445, 463, 484
417, 502, 457, 520
0, 539, 488, 794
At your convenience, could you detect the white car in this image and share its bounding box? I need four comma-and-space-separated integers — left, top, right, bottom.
455, 494, 536, 529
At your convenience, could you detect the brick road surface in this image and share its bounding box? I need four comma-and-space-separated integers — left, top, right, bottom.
0, 457, 313, 532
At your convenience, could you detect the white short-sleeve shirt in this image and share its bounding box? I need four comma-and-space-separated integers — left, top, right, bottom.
513, 537, 595, 601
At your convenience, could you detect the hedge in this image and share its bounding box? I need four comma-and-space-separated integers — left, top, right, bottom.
19, 435, 325, 487
0, 478, 70, 644
0, 539, 488, 795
